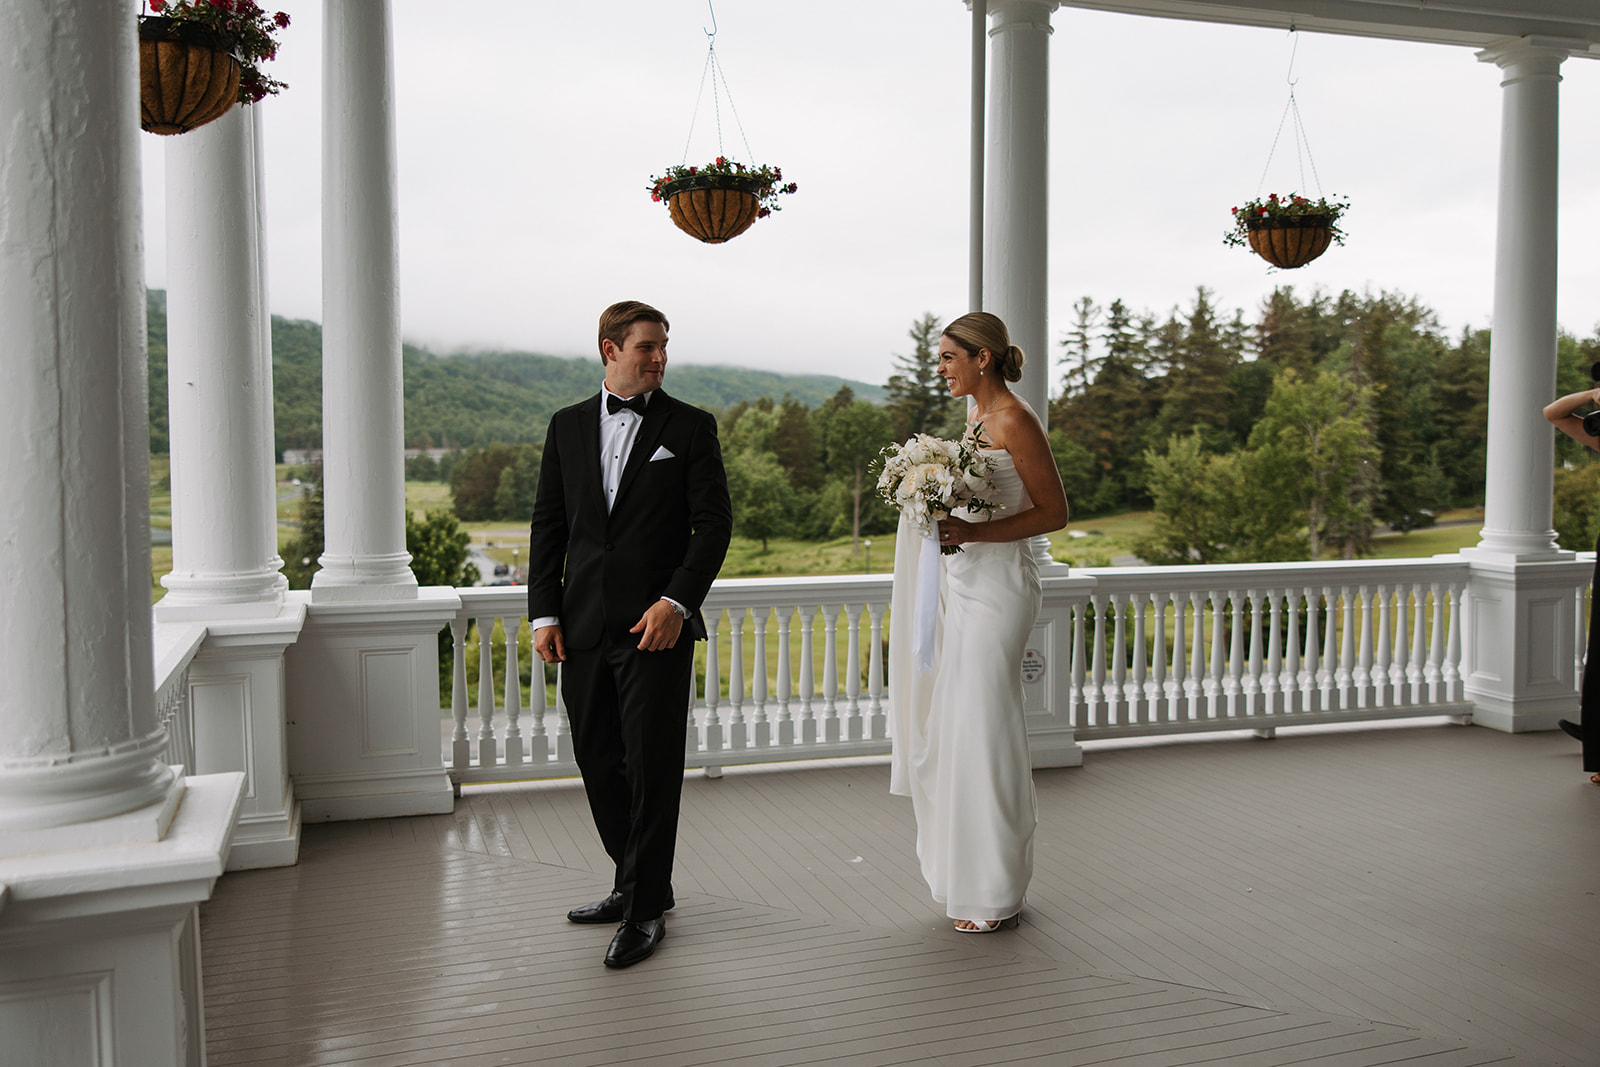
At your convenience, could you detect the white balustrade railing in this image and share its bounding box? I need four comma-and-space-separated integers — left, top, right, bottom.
444, 554, 1595, 784
151, 620, 208, 775
1060, 558, 1484, 739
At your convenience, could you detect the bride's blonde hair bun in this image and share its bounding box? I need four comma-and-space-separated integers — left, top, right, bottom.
943, 312, 1025, 383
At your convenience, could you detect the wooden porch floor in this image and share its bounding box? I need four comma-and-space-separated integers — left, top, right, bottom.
200, 721, 1600, 1066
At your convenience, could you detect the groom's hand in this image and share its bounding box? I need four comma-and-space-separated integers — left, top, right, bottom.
534, 625, 567, 663
630, 600, 683, 652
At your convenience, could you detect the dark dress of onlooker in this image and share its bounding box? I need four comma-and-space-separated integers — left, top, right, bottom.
1543, 388, 1600, 786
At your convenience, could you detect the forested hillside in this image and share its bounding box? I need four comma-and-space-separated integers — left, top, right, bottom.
143, 289, 882, 457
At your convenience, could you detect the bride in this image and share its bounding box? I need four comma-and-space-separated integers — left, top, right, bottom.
888, 312, 1069, 933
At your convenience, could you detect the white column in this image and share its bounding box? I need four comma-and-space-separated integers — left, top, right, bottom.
1470, 36, 1579, 560
0, 0, 177, 837
983, 0, 1059, 567
314, 0, 417, 600
158, 103, 288, 617
1461, 36, 1588, 735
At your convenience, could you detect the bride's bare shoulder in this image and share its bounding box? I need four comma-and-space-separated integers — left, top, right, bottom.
975, 400, 1045, 451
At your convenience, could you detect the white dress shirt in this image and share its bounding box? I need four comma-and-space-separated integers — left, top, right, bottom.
530, 388, 683, 634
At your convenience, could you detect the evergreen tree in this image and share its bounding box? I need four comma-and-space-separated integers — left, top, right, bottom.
772, 395, 821, 491
450, 444, 520, 521
281, 466, 323, 590
406, 509, 479, 587
883, 314, 950, 439
1058, 296, 1101, 400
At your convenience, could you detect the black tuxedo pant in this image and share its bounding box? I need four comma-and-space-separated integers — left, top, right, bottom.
562, 631, 694, 921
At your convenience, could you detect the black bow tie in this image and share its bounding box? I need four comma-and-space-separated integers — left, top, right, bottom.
607, 393, 647, 416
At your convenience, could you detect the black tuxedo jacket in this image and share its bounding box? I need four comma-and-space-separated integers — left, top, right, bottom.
527, 390, 732, 650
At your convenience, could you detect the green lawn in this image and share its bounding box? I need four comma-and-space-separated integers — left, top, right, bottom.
152, 466, 1495, 600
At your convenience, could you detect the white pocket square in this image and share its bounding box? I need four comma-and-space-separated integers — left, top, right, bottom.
649, 445, 675, 461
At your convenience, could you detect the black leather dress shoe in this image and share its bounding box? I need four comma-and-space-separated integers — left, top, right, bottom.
567, 889, 676, 924
604, 919, 664, 969
1559, 719, 1584, 741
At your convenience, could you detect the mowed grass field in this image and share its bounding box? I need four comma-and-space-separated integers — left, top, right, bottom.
150, 466, 1490, 602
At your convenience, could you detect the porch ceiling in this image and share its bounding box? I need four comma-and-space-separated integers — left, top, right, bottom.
1059, 0, 1600, 52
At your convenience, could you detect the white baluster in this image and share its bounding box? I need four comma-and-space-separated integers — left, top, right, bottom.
776, 606, 794, 747
1150, 592, 1169, 723
450, 616, 470, 769
1171, 593, 1190, 722
1373, 585, 1394, 708
1130, 592, 1150, 724
727, 607, 748, 748
799, 605, 817, 745
529, 648, 549, 765
1408, 584, 1428, 702
1226, 590, 1245, 717
1443, 582, 1464, 701
476, 617, 498, 767
502, 615, 524, 766
1321, 585, 1339, 710
1284, 591, 1302, 714
1336, 586, 1355, 710
704, 610, 723, 755
1088, 593, 1107, 727
1354, 585, 1374, 709
1301, 586, 1322, 714
751, 607, 770, 748
1187, 591, 1206, 719
1070, 600, 1088, 729
1389, 587, 1411, 703
1243, 591, 1265, 716
1205, 590, 1225, 717
867, 601, 887, 739
845, 603, 865, 741
555, 663, 574, 762
1108, 593, 1128, 726
823, 605, 842, 743
1265, 591, 1284, 717
1425, 582, 1446, 701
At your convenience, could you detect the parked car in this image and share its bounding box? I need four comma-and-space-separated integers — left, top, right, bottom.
493, 563, 510, 576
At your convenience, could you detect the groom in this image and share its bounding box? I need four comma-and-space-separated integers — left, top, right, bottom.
527, 301, 731, 969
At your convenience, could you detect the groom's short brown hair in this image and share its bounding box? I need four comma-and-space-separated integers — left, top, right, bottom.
598, 301, 670, 362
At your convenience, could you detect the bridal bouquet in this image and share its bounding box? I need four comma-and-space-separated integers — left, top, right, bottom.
874, 431, 999, 554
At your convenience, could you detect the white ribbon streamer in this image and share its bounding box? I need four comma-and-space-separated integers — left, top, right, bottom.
912, 527, 940, 675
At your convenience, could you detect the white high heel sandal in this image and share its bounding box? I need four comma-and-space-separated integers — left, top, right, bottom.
954, 913, 1019, 933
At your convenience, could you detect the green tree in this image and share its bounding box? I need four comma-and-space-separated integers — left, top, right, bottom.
727, 450, 791, 552
823, 401, 894, 553
1248, 369, 1381, 560
492, 443, 542, 521
281, 469, 323, 590
884, 313, 951, 440
1135, 435, 1304, 564
450, 444, 519, 521
1058, 296, 1101, 399
1553, 461, 1600, 551
406, 508, 480, 587
727, 406, 779, 457
772, 395, 821, 491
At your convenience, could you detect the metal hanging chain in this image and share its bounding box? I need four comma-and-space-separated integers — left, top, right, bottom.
1255, 31, 1325, 199
679, 0, 757, 166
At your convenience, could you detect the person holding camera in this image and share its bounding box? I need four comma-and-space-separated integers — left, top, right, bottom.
1543, 386, 1600, 786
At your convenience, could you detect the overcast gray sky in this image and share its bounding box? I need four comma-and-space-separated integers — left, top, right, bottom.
140, 0, 1600, 387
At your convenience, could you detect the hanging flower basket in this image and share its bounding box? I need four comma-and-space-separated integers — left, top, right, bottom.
1225, 193, 1349, 270
660, 174, 762, 243
1246, 216, 1334, 269
139, 17, 241, 135
137, 3, 290, 136
649, 159, 798, 245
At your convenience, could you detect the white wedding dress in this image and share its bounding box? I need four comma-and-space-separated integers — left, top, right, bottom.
888, 449, 1042, 921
